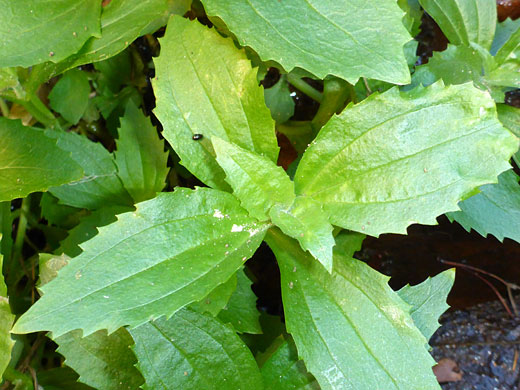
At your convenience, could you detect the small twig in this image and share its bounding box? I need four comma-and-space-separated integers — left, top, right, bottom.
513, 349, 518, 372
507, 285, 519, 317
362, 77, 372, 95
471, 272, 513, 318
27, 366, 38, 390
438, 258, 520, 290
18, 334, 45, 373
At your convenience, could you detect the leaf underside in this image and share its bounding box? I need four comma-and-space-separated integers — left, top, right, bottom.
201, 0, 412, 84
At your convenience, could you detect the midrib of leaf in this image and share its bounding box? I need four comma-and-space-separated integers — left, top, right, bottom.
408, 285, 435, 317
428, 0, 468, 44
14, 1, 85, 36
148, 322, 213, 390
182, 315, 244, 380
36, 214, 260, 320
308, 122, 495, 199
216, 52, 255, 154
276, 231, 407, 389
301, 101, 483, 196
103, 232, 262, 315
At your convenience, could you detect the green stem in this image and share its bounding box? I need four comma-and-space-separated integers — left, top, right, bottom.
0, 99, 9, 117
12, 197, 30, 266
311, 76, 353, 135
2, 367, 34, 390
25, 96, 56, 128
287, 74, 323, 103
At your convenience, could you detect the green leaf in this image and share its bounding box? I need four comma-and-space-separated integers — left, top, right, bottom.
218, 268, 261, 334
0, 254, 14, 379
69, 0, 171, 66
0, 118, 83, 202
37, 367, 94, 390
491, 18, 520, 55
295, 81, 518, 236
130, 308, 263, 390
40, 193, 82, 229
45, 130, 133, 210
191, 273, 237, 316
260, 338, 319, 390
38, 253, 71, 288
58, 206, 131, 257
264, 75, 296, 123
447, 170, 520, 243
213, 137, 294, 221
49, 69, 91, 124
266, 229, 440, 390
397, 269, 455, 341
201, 0, 411, 84
418, 0, 496, 50
0, 0, 101, 67
12, 188, 268, 337
270, 196, 335, 272
497, 104, 520, 136
55, 328, 144, 390
153, 16, 279, 190
495, 23, 520, 65
412, 44, 494, 87
0, 202, 14, 260
115, 102, 169, 203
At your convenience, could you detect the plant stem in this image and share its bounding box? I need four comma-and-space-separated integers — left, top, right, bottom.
287, 74, 323, 103
311, 76, 354, 135
12, 197, 30, 267
0, 99, 9, 117
25, 96, 56, 128
2, 367, 34, 390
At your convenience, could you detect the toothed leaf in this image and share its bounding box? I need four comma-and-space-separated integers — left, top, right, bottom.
12, 188, 268, 337
267, 230, 441, 390
295, 82, 518, 236
201, 0, 412, 84
0, 118, 83, 202
153, 16, 278, 190
129, 308, 263, 390
397, 269, 455, 341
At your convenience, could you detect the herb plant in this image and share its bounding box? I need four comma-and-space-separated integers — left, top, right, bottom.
0, 0, 519, 389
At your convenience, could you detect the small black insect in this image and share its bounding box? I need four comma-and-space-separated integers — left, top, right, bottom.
192, 134, 203, 141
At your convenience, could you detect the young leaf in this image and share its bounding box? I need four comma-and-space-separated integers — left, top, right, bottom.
45, 130, 133, 210
67, 0, 173, 67
12, 188, 268, 337
491, 18, 520, 56
0, 254, 14, 379
412, 44, 494, 88
260, 338, 319, 390
58, 206, 131, 257
115, 102, 169, 203
264, 75, 296, 123
494, 22, 520, 65
0, 118, 83, 201
397, 269, 455, 341
49, 69, 91, 125
213, 137, 294, 221
218, 268, 262, 334
129, 308, 263, 390
419, 0, 496, 50
153, 16, 279, 190
201, 0, 411, 84
0, 0, 101, 67
295, 81, 518, 236
266, 229, 441, 390
191, 273, 237, 316
269, 196, 335, 272
55, 329, 144, 390
447, 170, 520, 243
